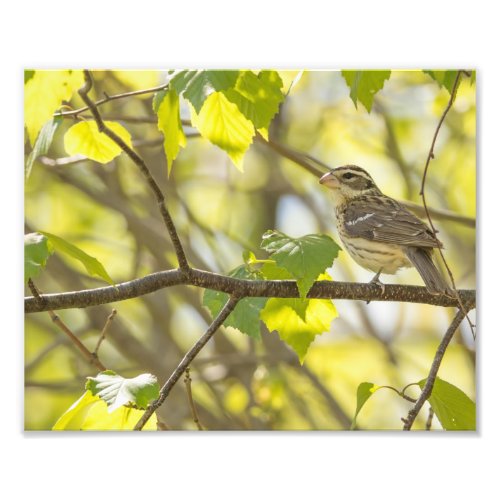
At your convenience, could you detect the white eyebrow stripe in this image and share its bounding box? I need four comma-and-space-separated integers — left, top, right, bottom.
346, 213, 374, 226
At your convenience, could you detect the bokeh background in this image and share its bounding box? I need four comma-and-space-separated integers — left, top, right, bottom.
24, 70, 476, 430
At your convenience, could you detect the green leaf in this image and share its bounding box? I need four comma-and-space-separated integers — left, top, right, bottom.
351, 382, 381, 429
341, 70, 391, 112
154, 89, 187, 175
25, 116, 63, 178
53, 390, 158, 430
203, 265, 267, 339
190, 91, 255, 170
260, 230, 341, 297
64, 120, 132, 164
260, 260, 311, 321
170, 70, 240, 112
39, 231, 114, 284
260, 296, 338, 362
223, 70, 284, 133
423, 70, 461, 95
86, 370, 160, 412
419, 377, 476, 430
24, 69, 35, 84
25, 232, 53, 283
24, 70, 84, 145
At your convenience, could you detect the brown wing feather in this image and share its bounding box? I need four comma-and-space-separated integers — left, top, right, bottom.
341, 195, 443, 248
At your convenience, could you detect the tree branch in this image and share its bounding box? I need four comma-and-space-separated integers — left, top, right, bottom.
402, 308, 468, 430
77, 70, 189, 271
134, 295, 239, 430
25, 267, 476, 313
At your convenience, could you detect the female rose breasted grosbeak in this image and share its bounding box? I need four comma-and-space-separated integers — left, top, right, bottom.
319, 165, 451, 295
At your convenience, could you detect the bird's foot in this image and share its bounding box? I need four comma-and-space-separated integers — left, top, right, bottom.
366, 270, 385, 304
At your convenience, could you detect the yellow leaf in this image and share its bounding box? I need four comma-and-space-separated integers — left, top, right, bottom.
260, 296, 338, 363
156, 89, 187, 175
190, 92, 255, 171
53, 390, 157, 430
64, 120, 132, 163
52, 391, 100, 430
24, 70, 84, 145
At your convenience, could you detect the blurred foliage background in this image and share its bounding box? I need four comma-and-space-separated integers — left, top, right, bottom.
24, 70, 476, 430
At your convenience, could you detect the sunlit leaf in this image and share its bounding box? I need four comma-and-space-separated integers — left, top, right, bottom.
170, 70, 240, 112
52, 390, 100, 430
53, 390, 157, 430
24, 232, 53, 283
154, 89, 187, 175
341, 70, 391, 112
262, 264, 334, 322
351, 382, 380, 429
261, 230, 341, 297
64, 120, 132, 164
260, 296, 337, 362
419, 377, 476, 430
190, 92, 255, 170
86, 370, 160, 412
223, 70, 284, 132
25, 116, 63, 179
39, 231, 114, 284
24, 70, 84, 145
423, 70, 461, 95
203, 265, 267, 339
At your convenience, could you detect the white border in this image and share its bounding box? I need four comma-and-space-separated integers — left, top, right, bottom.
4, 1, 496, 498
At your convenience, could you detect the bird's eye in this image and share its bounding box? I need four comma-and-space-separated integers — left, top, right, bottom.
342, 172, 355, 180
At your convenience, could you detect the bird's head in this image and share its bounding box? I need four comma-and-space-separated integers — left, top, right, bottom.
319, 165, 381, 204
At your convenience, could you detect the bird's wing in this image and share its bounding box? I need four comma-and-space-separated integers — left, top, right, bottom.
341, 195, 443, 248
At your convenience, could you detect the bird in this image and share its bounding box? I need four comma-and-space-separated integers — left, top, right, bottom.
319, 165, 451, 295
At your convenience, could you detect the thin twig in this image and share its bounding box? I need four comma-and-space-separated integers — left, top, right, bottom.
77, 70, 189, 271
426, 407, 434, 430
56, 82, 170, 118
184, 367, 203, 430
25, 267, 476, 313
134, 295, 240, 430
418, 69, 476, 338
93, 309, 117, 358
402, 308, 467, 430
27, 279, 106, 371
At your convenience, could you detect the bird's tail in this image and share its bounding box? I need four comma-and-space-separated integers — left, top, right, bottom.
405, 247, 451, 295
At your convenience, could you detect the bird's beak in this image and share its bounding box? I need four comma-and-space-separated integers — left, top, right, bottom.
319, 171, 340, 189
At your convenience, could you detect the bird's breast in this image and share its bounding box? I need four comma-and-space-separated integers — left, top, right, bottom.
334, 207, 411, 274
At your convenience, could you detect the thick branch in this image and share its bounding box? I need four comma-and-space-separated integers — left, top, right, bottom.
78, 70, 189, 271
134, 295, 239, 430
402, 308, 468, 430
25, 267, 476, 313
